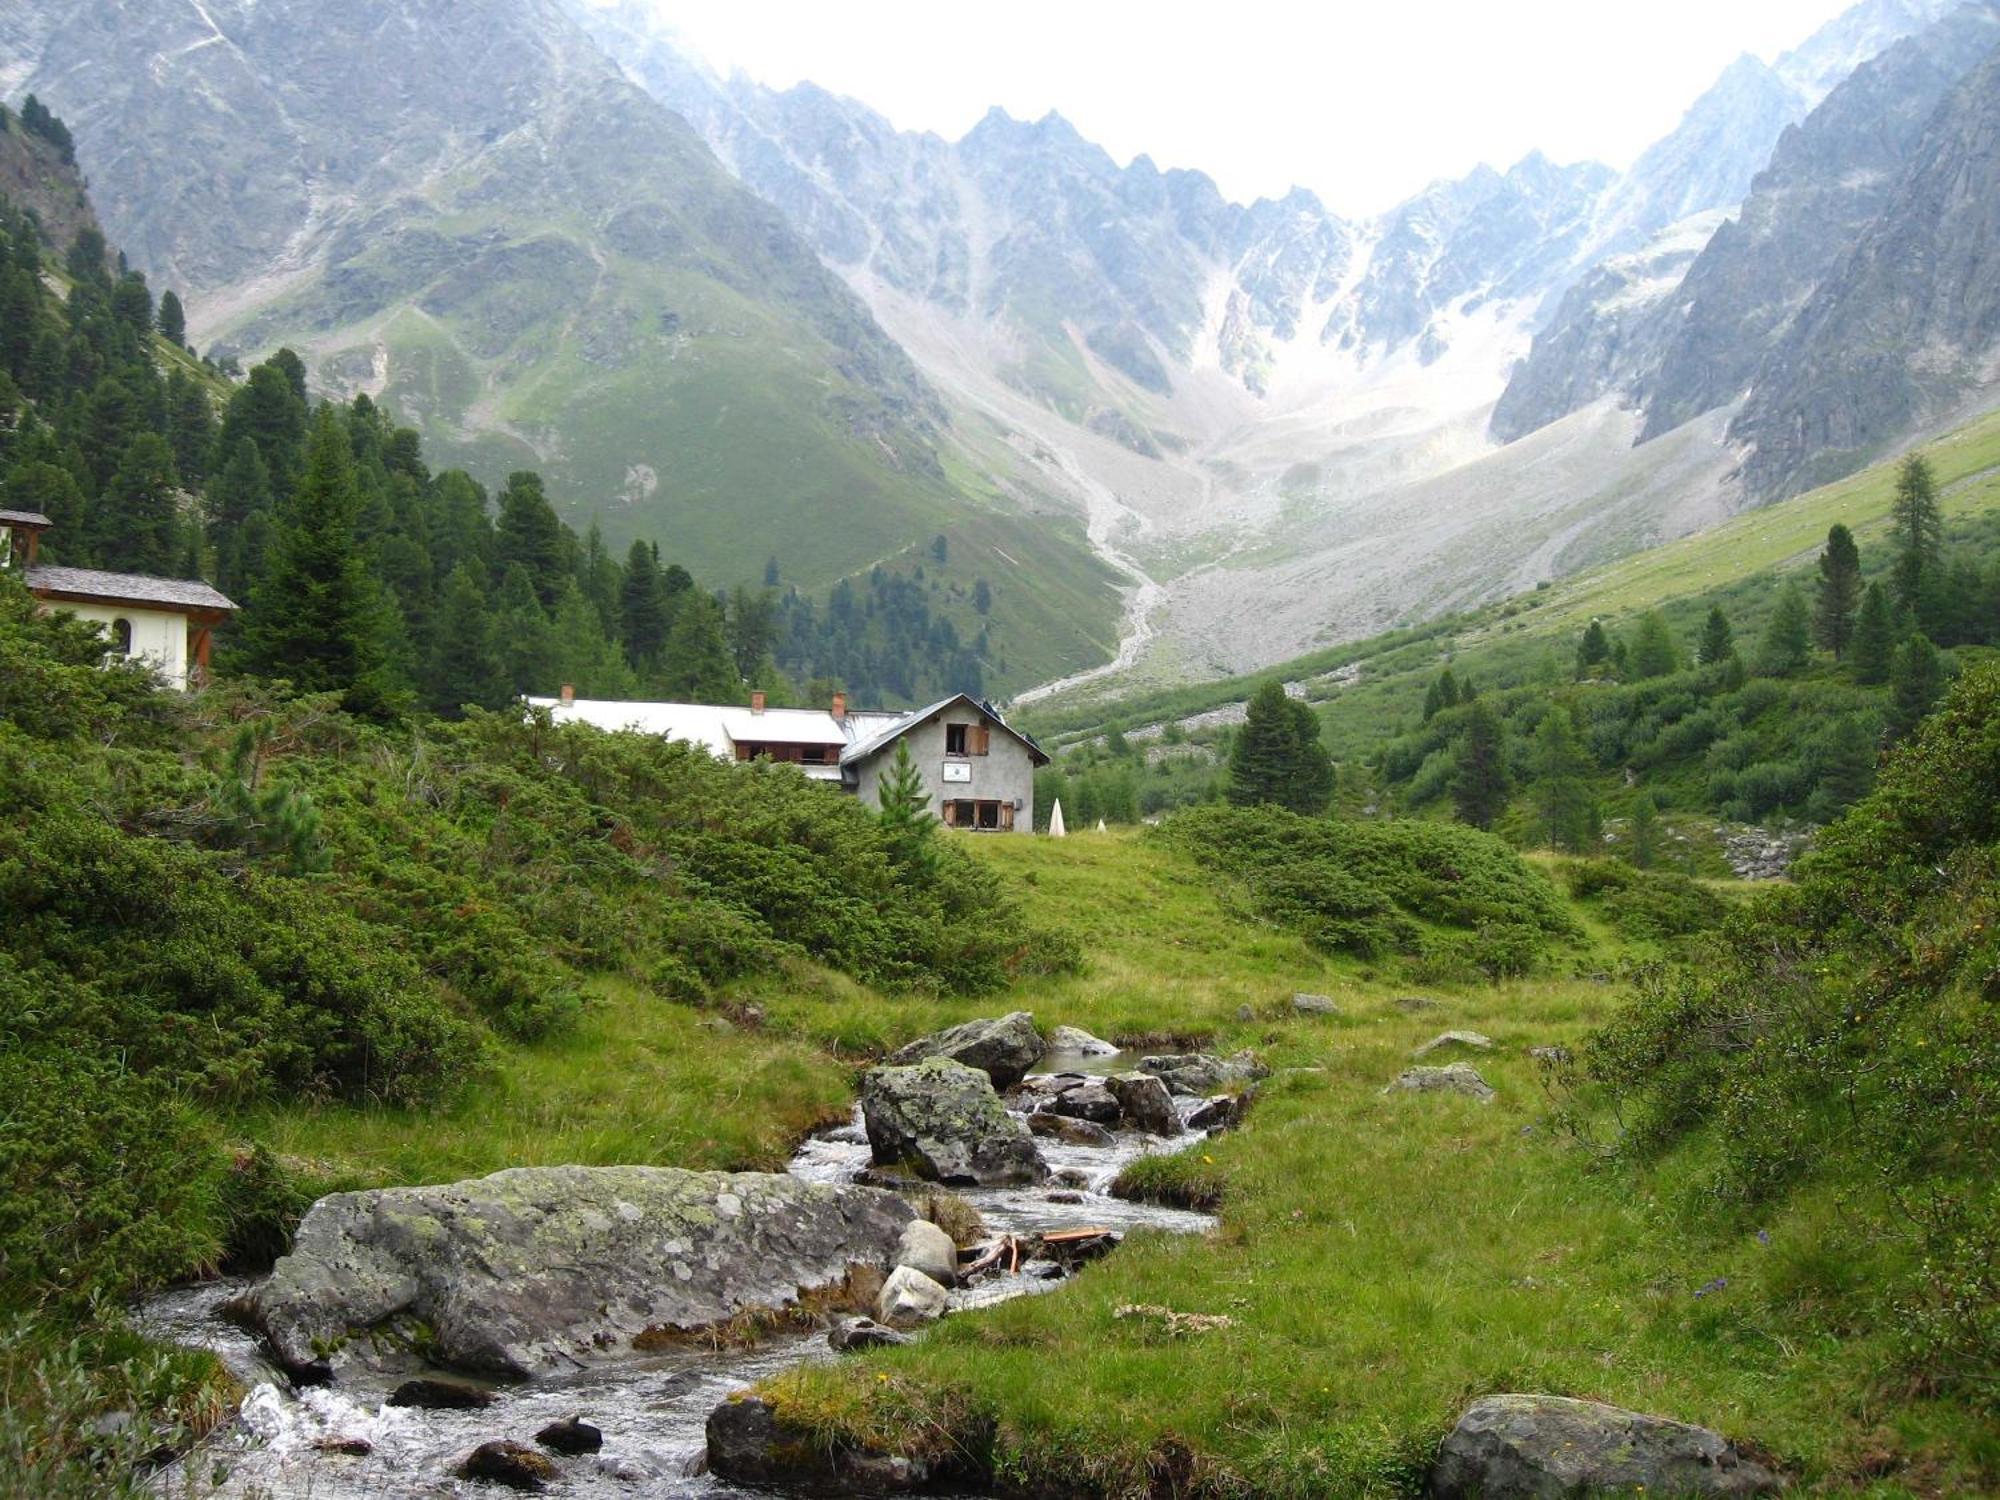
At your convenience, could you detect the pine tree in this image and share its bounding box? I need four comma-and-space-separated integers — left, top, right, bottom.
1451, 698, 1509, 830
493, 471, 567, 608
660, 590, 738, 700
875, 738, 937, 873
1285, 697, 1335, 815
492, 564, 556, 697
1532, 709, 1596, 853
1757, 582, 1812, 676
1812, 523, 1862, 659
237, 405, 400, 715
973, 578, 992, 615
548, 578, 636, 699
1227, 680, 1304, 809
1850, 582, 1896, 685
1575, 619, 1611, 679
577, 520, 619, 631
426, 470, 492, 583
1629, 611, 1679, 679
619, 538, 667, 673
1628, 793, 1660, 870
1696, 605, 1735, 666
215, 361, 307, 498
91, 432, 179, 575
726, 585, 779, 680
1889, 453, 1943, 621
1885, 633, 1944, 745
425, 564, 508, 716
157, 290, 186, 348
207, 437, 276, 596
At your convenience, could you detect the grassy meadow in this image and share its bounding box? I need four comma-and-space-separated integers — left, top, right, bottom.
241, 826, 1997, 1497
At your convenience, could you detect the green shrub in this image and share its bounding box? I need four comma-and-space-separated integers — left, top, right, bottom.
1558, 859, 1729, 943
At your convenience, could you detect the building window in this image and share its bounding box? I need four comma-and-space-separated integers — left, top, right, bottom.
942, 798, 1013, 831
109, 618, 133, 656
945, 723, 969, 756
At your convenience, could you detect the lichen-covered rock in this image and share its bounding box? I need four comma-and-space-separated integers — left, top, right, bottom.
861, 1057, 1047, 1186
1292, 992, 1340, 1015
1105, 1072, 1183, 1135
888, 1011, 1043, 1087
877, 1265, 950, 1326
248, 1166, 914, 1378
1029, 1111, 1116, 1147
1138, 1052, 1266, 1096
1429, 1394, 1783, 1497
1047, 1024, 1119, 1057
1383, 1064, 1497, 1103
894, 1219, 959, 1286
1413, 1030, 1494, 1059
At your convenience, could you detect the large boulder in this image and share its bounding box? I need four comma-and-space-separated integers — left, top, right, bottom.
1047, 1024, 1119, 1057
1429, 1394, 1783, 1497
708, 1393, 987, 1492
888, 1011, 1043, 1087
1413, 1030, 1494, 1059
247, 1166, 914, 1378
876, 1265, 950, 1326
1384, 1064, 1497, 1103
1050, 1084, 1121, 1123
1137, 1052, 1266, 1097
861, 1058, 1047, 1186
1028, 1112, 1116, 1148
1105, 1072, 1183, 1136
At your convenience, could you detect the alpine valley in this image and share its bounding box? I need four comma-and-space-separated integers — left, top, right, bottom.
6, 0, 2000, 696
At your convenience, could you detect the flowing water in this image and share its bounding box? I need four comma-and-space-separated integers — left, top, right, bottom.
140, 1054, 1216, 1497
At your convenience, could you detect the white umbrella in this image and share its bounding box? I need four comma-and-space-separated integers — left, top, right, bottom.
1048, 798, 1066, 838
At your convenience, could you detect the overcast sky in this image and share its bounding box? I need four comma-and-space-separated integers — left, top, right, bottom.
626, 0, 1855, 214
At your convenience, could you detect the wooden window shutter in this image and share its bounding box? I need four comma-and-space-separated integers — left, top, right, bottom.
941, 800, 957, 828
972, 723, 991, 756
999, 802, 1015, 831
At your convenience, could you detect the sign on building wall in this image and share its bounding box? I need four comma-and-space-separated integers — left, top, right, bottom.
941, 762, 972, 783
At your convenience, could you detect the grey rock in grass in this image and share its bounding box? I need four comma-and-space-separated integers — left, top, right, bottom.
861, 1057, 1047, 1187
877, 1265, 950, 1326
829, 1316, 910, 1352
1428, 1393, 1782, 1497
1413, 1030, 1495, 1059
1105, 1072, 1183, 1136
1529, 1045, 1574, 1066
1383, 1064, 1497, 1103
1394, 995, 1443, 1014
1028, 1111, 1116, 1148
894, 1219, 959, 1287
1138, 1051, 1266, 1096
1046, 1024, 1119, 1057
1050, 1084, 1121, 1123
1292, 993, 1340, 1015
1187, 1093, 1251, 1132
889, 1011, 1043, 1088
248, 1165, 914, 1379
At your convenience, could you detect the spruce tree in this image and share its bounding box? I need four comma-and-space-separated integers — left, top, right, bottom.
1575, 619, 1611, 679
91, 432, 179, 575
492, 563, 556, 697
726, 584, 779, 680
1285, 697, 1335, 815
1532, 709, 1596, 853
207, 438, 276, 596
1451, 698, 1509, 830
548, 578, 636, 698
1850, 583, 1896, 685
165, 367, 214, 488
426, 470, 492, 583
1628, 793, 1660, 870
619, 538, 667, 673
1812, 523, 1862, 660
425, 563, 507, 715
1886, 633, 1944, 744
1696, 605, 1735, 666
1227, 680, 1303, 810
1629, 611, 1679, 679
157, 290, 186, 348
875, 738, 937, 873
1889, 453, 1942, 620
1757, 582, 1812, 676
494, 471, 566, 608
660, 590, 738, 700
215, 361, 307, 498
237, 405, 400, 714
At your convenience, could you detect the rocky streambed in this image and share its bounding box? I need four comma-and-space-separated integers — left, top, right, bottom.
140, 1025, 1229, 1497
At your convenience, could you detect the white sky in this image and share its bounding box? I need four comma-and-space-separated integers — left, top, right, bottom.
627, 0, 1855, 215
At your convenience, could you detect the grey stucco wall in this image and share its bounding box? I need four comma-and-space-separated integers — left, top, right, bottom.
851, 707, 1036, 833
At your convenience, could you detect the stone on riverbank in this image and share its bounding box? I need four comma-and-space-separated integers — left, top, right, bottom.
877, 1265, 950, 1326
861, 1057, 1047, 1186
248, 1165, 915, 1379
388, 1377, 494, 1410
1428, 1393, 1783, 1497
829, 1316, 910, 1352
1047, 1024, 1119, 1057
708, 1393, 987, 1492
534, 1415, 602, 1456
895, 1220, 959, 1286
1138, 1051, 1266, 1096
1051, 1083, 1121, 1122
457, 1439, 555, 1491
1028, 1111, 1116, 1147
1105, 1072, 1183, 1135
889, 1012, 1043, 1088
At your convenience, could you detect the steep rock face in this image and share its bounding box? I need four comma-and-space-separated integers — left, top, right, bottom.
2, 0, 966, 585
247, 1166, 916, 1378
1736, 40, 2000, 495
1640, 4, 2000, 439
0, 109, 96, 255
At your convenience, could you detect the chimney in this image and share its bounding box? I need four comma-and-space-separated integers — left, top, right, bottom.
830, 691, 847, 722
750, 689, 766, 714
559, 683, 575, 707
